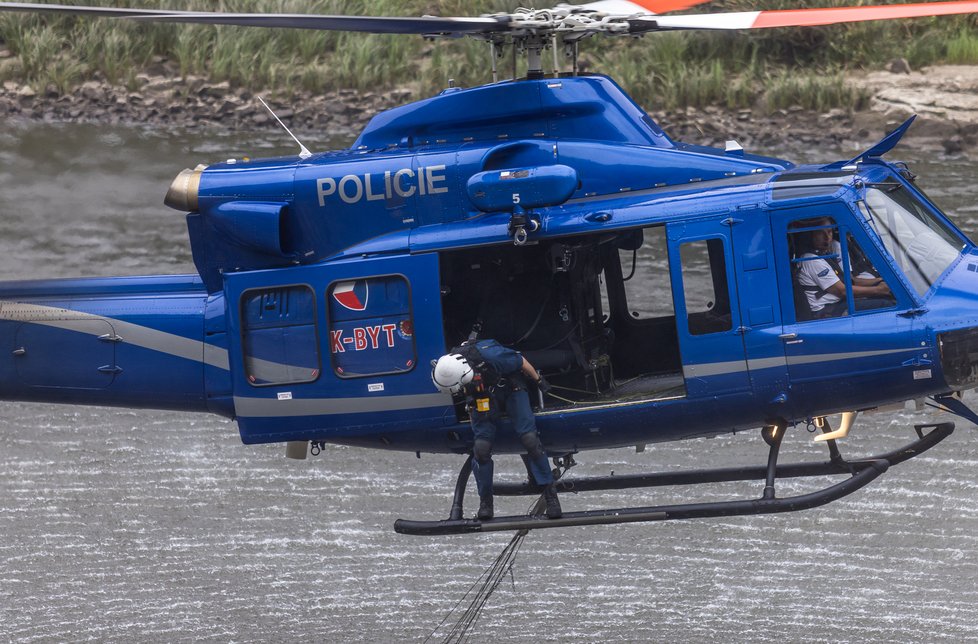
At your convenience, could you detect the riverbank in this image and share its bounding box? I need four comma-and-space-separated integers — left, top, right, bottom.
3, 59, 978, 153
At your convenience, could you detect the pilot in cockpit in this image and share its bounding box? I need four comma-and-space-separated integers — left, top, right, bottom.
793, 216, 893, 320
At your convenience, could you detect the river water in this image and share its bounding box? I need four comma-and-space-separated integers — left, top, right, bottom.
1, 121, 978, 642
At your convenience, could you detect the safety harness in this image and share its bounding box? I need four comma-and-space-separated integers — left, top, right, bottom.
453, 343, 502, 388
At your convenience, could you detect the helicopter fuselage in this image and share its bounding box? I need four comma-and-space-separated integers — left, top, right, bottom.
1, 75, 976, 457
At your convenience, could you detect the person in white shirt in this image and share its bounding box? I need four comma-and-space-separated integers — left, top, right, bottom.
795, 218, 892, 319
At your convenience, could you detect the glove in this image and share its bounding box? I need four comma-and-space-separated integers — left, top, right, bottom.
536, 375, 552, 396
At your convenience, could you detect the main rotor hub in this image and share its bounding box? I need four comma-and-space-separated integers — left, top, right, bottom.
497, 5, 635, 37
460, 6, 643, 78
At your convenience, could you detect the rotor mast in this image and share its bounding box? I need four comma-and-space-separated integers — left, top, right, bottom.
526, 38, 545, 79
469, 6, 634, 81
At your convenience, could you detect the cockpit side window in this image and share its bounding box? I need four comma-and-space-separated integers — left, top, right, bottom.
858, 185, 964, 296
788, 216, 896, 322
789, 218, 846, 321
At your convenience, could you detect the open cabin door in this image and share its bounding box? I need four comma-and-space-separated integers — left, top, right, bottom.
225, 253, 453, 445
667, 217, 751, 397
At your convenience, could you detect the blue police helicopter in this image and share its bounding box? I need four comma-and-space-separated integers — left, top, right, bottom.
3, 0, 978, 535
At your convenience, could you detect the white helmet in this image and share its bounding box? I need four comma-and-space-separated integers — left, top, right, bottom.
431, 353, 474, 394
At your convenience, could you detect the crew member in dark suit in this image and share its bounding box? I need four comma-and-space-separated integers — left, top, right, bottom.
432, 339, 561, 520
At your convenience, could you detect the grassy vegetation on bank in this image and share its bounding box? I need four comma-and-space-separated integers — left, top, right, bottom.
1, 0, 978, 113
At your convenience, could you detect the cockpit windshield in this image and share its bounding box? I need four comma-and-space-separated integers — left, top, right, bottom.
857, 181, 964, 296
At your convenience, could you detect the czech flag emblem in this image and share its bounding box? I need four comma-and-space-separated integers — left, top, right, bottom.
332, 280, 369, 311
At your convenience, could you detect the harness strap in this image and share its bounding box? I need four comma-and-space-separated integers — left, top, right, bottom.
454, 343, 502, 388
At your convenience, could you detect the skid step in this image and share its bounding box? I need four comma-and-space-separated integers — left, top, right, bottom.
394, 422, 953, 536
395, 459, 888, 535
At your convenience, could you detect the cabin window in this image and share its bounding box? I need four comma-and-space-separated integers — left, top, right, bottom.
327, 275, 416, 378
788, 216, 896, 322
858, 185, 963, 296
679, 238, 733, 335
241, 285, 320, 386
620, 226, 675, 319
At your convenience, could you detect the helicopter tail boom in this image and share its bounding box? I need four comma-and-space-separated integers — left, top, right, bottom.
0, 274, 231, 416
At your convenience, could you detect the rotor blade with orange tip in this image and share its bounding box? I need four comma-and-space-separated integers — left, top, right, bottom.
635, 0, 978, 30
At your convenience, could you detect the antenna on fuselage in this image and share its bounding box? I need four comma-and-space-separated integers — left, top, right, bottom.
257, 96, 312, 160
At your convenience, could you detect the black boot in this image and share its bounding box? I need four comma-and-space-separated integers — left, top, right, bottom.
544, 484, 562, 519
478, 495, 494, 520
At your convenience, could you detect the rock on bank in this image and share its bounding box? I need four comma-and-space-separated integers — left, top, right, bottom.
853, 65, 978, 153
2, 62, 977, 151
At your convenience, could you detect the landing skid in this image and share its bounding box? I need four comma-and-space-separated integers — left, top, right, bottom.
393, 422, 953, 536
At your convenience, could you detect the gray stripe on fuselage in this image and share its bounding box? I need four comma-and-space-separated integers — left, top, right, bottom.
233, 393, 452, 418
687, 347, 914, 378
747, 356, 789, 371
785, 347, 913, 367
0, 300, 230, 371
683, 359, 749, 378
239, 346, 916, 419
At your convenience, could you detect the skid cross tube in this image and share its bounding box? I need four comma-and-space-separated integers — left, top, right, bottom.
393, 422, 953, 536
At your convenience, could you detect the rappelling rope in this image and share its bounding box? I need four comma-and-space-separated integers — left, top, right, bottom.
427, 458, 573, 643
425, 526, 532, 643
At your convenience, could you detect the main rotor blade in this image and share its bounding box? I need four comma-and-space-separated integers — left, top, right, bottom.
132, 13, 508, 35
7, 0, 972, 38
0, 1, 179, 18
0, 2, 509, 35
635, 0, 978, 31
